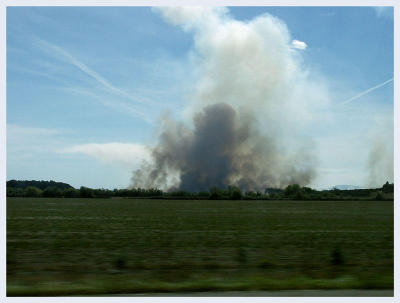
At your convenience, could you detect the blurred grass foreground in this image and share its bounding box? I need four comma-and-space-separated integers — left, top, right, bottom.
7, 198, 393, 296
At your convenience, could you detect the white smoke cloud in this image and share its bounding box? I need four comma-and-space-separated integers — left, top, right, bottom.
291, 40, 307, 50
129, 7, 335, 190
153, 6, 228, 32
156, 8, 330, 139
61, 143, 151, 169
367, 113, 394, 187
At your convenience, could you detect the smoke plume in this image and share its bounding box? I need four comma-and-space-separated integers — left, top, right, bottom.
367, 114, 394, 187
368, 140, 393, 188
131, 7, 326, 191
132, 103, 315, 191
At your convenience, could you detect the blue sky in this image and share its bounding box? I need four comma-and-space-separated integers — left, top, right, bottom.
6, 6, 394, 189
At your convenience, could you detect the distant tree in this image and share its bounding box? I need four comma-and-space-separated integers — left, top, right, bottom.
245, 191, 256, 199
24, 186, 42, 197
146, 188, 163, 197
6, 179, 73, 190
169, 190, 190, 197
382, 181, 394, 193
209, 187, 222, 200
302, 187, 314, 194
332, 187, 341, 195
93, 188, 113, 198
7, 180, 19, 188
284, 184, 301, 197
198, 191, 210, 198
265, 188, 283, 199
63, 188, 79, 198
255, 191, 263, 198
80, 186, 94, 198
295, 191, 305, 200
113, 189, 129, 197
269, 192, 278, 199
7, 187, 24, 197
228, 186, 242, 200
42, 187, 62, 197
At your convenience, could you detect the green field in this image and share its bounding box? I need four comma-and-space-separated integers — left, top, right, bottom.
7, 198, 393, 296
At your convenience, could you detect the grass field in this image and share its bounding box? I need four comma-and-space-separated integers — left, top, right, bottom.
7, 198, 393, 296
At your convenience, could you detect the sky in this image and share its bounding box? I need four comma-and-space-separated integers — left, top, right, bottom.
6, 6, 394, 190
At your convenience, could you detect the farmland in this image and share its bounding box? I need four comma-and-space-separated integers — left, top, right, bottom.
7, 198, 393, 296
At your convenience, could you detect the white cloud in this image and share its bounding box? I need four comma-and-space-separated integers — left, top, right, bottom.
291, 39, 307, 50
61, 143, 151, 169
7, 124, 151, 188
7, 124, 60, 137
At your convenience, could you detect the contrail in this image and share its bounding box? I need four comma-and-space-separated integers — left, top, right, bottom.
35, 39, 157, 124
341, 77, 394, 105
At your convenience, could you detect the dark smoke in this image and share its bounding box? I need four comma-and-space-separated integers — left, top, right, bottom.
131, 103, 315, 191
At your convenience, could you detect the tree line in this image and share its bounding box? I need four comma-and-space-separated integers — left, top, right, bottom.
6, 180, 394, 201
6, 180, 73, 191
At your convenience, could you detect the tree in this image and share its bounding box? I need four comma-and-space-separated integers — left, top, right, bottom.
7, 187, 24, 197
382, 181, 394, 193
228, 186, 242, 200
63, 188, 79, 198
284, 184, 301, 197
92, 188, 113, 198
209, 187, 222, 200
302, 187, 314, 194
42, 187, 62, 197
198, 191, 210, 198
245, 191, 256, 199
80, 186, 94, 198
24, 186, 42, 197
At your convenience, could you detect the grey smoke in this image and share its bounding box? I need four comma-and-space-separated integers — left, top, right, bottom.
367, 133, 393, 188
132, 103, 315, 191
364, 111, 394, 188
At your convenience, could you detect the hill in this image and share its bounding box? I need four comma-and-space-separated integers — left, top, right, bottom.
6, 180, 74, 190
